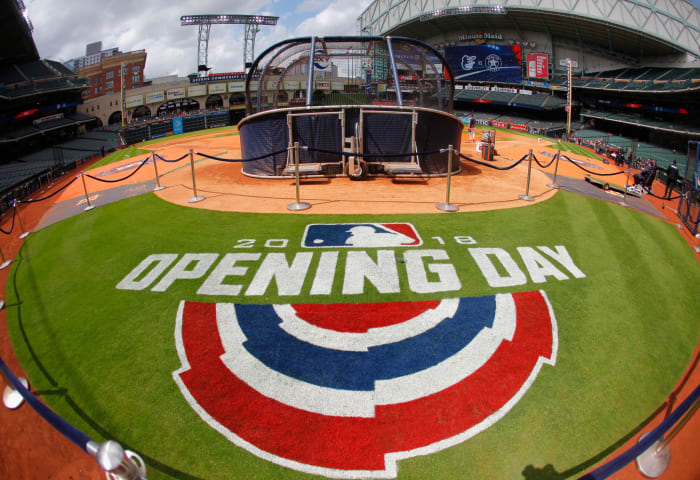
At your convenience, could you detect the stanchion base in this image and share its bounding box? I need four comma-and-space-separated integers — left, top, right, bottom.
619, 201, 629, 208
287, 202, 311, 211
635, 432, 670, 478
0, 260, 11, 270
3, 377, 28, 409
546, 183, 560, 189
693, 246, 700, 254
84, 205, 96, 211
19, 232, 30, 239
153, 186, 166, 192
0, 299, 4, 310
436, 202, 459, 212
188, 196, 206, 203
518, 195, 535, 202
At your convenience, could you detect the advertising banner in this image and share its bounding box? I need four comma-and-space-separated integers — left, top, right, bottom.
445, 45, 522, 83
209, 83, 227, 94
167, 88, 186, 100
188, 85, 206, 97
125, 94, 144, 108
526, 53, 549, 79
146, 91, 165, 104
229, 82, 246, 92
173, 117, 184, 135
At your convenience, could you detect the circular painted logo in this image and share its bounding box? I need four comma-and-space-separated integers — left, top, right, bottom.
485, 54, 503, 72
173, 292, 557, 477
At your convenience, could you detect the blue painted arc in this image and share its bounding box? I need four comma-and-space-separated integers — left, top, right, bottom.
235, 296, 496, 391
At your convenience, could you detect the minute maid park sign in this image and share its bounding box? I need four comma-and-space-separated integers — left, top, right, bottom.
116, 223, 583, 478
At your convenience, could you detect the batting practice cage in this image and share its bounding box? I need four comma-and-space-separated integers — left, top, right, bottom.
678, 140, 700, 235
238, 36, 463, 179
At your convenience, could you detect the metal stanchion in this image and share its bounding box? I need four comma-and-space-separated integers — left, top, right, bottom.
436, 145, 458, 212
151, 152, 165, 192
636, 396, 700, 477
95, 440, 147, 480
547, 150, 562, 189
619, 168, 632, 207
2, 371, 28, 410
0, 245, 11, 270
693, 233, 700, 254
13, 201, 30, 239
518, 149, 535, 202
287, 142, 311, 211
187, 149, 205, 203
80, 172, 95, 211
0, 298, 4, 310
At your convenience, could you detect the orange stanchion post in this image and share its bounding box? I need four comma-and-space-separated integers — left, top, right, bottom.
519, 149, 535, 201
80, 172, 95, 211
152, 152, 166, 192
188, 149, 205, 203
436, 145, 458, 212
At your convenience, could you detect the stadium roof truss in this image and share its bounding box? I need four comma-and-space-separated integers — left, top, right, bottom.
358, 0, 700, 60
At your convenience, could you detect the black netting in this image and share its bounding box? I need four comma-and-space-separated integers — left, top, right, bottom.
363, 113, 412, 163
415, 110, 462, 175
240, 112, 289, 176
292, 115, 343, 166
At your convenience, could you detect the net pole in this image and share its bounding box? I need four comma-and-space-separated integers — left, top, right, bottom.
152, 152, 165, 191
287, 142, 310, 211
547, 150, 561, 189
80, 172, 95, 211
13, 201, 29, 239
188, 148, 205, 203
519, 149, 535, 201
620, 168, 632, 207
436, 145, 458, 211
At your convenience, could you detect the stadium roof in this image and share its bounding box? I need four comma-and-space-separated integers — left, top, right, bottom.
0, 0, 39, 67
359, 0, 700, 63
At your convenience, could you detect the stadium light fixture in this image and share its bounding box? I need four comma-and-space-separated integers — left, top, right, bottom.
181, 14, 279, 75
420, 5, 507, 22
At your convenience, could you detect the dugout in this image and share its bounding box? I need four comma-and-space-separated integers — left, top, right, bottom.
238, 36, 463, 178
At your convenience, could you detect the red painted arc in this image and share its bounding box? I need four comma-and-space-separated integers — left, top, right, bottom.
178, 291, 553, 472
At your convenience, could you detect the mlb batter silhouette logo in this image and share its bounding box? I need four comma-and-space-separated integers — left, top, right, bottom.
302, 223, 422, 248
173, 291, 558, 478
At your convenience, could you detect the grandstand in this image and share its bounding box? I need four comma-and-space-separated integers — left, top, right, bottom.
0, 0, 109, 210
358, 0, 700, 171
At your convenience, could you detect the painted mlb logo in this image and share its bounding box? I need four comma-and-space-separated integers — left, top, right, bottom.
302, 223, 422, 248
173, 291, 558, 478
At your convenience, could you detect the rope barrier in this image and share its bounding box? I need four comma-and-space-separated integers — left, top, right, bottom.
305, 146, 443, 158
459, 152, 528, 171
0, 356, 94, 453
641, 186, 683, 201
578, 382, 700, 480
561, 155, 627, 177
195, 148, 288, 163
20, 177, 79, 204
0, 204, 16, 235
84, 157, 150, 184
154, 153, 189, 163
532, 153, 557, 169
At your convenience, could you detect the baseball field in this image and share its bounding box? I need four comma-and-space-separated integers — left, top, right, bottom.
1, 126, 699, 479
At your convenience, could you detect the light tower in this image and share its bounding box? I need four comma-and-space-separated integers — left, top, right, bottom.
180, 14, 278, 75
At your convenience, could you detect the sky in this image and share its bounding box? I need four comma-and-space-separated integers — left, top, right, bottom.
24, 0, 700, 79
24, 0, 374, 79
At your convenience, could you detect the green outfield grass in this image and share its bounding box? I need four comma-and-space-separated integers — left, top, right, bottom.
88, 145, 152, 170
5, 191, 699, 480
546, 141, 601, 160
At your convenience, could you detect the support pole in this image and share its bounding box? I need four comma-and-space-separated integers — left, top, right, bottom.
436, 145, 458, 212
636, 397, 700, 478
1, 370, 28, 410
95, 440, 147, 480
152, 152, 166, 192
80, 172, 95, 211
287, 142, 311, 211
0, 245, 11, 270
620, 168, 632, 207
188, 149, 205, 203
519, 149, 535, 201
547, 150, 562, 189
13, 201, 30, 239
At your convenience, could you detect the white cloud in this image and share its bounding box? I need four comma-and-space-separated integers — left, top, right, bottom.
24, 0, 374, 78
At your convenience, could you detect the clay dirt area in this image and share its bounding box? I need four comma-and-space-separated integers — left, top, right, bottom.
0, 127, 698, 480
